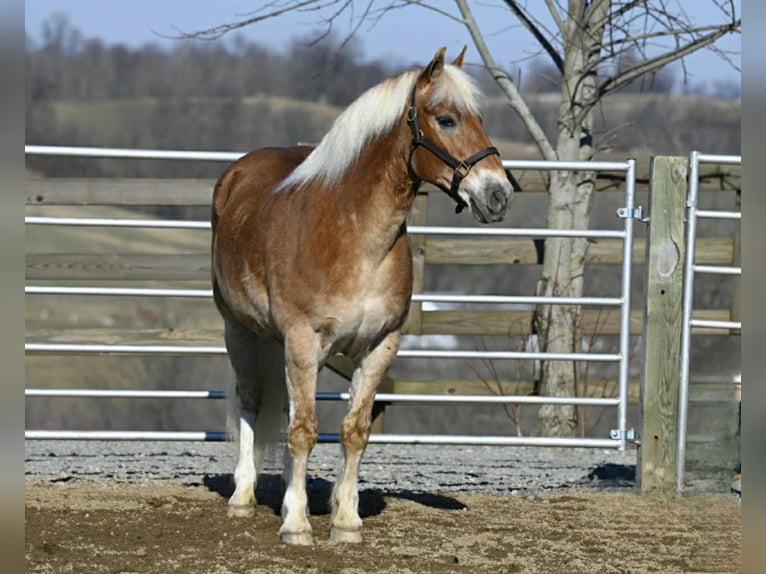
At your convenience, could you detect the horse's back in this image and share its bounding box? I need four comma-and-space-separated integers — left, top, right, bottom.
212, 146, 313, 229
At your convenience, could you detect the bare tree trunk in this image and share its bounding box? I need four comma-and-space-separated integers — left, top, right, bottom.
535, 171, 579, 436
535, 0, 605, 436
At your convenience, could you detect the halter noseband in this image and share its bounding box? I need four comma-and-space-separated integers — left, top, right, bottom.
406, 84, 500, 213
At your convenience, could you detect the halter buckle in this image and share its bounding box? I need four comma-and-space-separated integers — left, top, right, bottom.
455, 161, 471, 178
407, 106, 417, 123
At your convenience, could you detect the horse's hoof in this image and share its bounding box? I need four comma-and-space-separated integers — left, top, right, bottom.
227, 504, 255, 518
280, 531, 313, 545
330, 526, 363, 543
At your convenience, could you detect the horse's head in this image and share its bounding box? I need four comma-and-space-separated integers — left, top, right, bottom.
407, 47, 514, 223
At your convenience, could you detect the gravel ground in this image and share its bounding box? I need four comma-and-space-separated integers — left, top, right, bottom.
26, 439, 737, 496
27, 440, 640, 494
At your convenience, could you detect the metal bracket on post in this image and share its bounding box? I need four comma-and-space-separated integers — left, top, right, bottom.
610, 428, 638, 443
616, 206, 648, 223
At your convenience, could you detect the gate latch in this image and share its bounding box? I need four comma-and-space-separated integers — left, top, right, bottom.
610, 428, 637, 442
616, 206, 648, 223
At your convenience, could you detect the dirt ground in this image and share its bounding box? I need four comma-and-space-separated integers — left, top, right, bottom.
25, 478, 740, 574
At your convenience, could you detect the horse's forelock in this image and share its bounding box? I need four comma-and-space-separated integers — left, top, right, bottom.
429, 65, 483, 116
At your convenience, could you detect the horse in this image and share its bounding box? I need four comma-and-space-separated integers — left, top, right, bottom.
211, 46, 514, 545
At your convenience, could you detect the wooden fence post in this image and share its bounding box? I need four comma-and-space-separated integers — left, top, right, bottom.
638, 155, 688, 496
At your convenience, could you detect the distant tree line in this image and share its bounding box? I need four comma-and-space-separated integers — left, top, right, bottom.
27, 14, 399, 105
32, 13, 733, 104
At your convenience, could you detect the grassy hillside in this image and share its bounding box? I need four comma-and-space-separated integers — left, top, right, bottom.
31, 92, 739, 180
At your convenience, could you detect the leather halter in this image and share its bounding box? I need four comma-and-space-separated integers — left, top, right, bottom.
406, 84, 500, 213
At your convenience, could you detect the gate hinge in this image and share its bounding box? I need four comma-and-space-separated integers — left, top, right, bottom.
610, 428, 638, 442
616, 206, 648, 223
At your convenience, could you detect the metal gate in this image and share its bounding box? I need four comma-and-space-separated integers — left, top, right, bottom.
676, 151, 742, 494
25, 145, 638, 450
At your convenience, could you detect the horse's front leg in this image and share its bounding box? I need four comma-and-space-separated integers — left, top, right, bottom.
279, 335, 319, 545
331, 330, 400, 543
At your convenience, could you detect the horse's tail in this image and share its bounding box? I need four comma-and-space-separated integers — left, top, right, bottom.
253, 338, 288, 478
224, 319, 288, 481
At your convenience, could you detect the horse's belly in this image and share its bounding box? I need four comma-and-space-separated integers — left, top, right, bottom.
329, 293, 408, 358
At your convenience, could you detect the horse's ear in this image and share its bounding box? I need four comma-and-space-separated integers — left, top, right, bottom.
451, 46, 467, 68
423, 46, 447, 81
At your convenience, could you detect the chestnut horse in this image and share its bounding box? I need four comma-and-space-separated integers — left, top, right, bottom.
211, 47, 513, 545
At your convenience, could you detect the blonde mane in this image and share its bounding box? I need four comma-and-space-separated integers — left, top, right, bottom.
277, 64, 483, 191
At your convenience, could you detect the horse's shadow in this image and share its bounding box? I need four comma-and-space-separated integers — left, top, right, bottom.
202, 473, 466, 518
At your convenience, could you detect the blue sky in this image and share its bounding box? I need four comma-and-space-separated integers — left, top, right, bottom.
25, 1, 741, 86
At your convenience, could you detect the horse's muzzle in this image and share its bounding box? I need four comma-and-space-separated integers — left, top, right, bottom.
469, 182, 513, 223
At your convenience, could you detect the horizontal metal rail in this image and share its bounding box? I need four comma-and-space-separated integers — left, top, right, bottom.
502, 159, 632, 172
24, 429, 620, 448
26, 286, 214, 298
26, 343, 228, 355
25, 216, 211, 229
24, 388, 617, 407
397, 349, 620, 362
26, 430, 229, 441
321, 392, 618, 406
25, 342, 621, 362
695, 210, 740, 220
362, 434, 620, 448
25, 286, 622, 307
689, 319, 742, 330
26, 145, 633, 174
410, 226, 626, 238
25, 388, 226, 399
696, 153, 742, 165
25, 215, 625, 239
693, 264, 741, 276
25, 145, 243, 162
417, 294, 621, 306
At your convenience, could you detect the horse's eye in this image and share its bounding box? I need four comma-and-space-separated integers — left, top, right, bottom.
436, 115, 457, 129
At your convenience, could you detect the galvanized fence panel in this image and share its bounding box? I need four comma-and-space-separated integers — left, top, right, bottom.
25, 145, 638, 449
676, 151, 742, 494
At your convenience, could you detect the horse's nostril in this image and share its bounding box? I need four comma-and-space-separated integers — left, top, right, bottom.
489, 188, 508, 214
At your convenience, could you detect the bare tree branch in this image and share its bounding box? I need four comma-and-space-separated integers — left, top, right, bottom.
455, 0, 556, 160
602, 0, 648, 30
385, 1, 466, 25
597, 18, 741, 98
543, 0, 567, 36
300, 0, 375, 72
604, 22, 733, 49
166, 0, 344, 41
501, 0, 564, 74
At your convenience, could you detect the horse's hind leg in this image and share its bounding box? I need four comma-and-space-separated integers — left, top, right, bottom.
331, 330, 400, 543
229, 403, 257, 516
224, 318, 285, 517
279, 330, 320, 545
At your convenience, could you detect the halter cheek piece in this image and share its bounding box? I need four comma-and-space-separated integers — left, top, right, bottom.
406, 84, 500, 213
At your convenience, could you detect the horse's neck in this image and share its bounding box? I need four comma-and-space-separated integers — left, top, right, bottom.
334, 127, 416, 251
